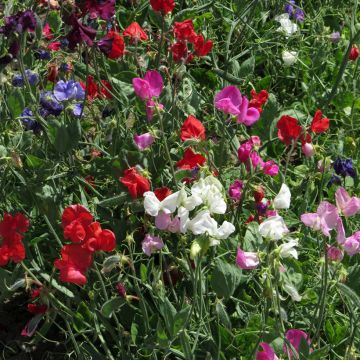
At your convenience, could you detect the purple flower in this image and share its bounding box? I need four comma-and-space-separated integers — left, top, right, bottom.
330, 32, 341, 44
214, 85, 260, 126
343, 231, 360, 256
284, 329, 311, 357
142, 234, 164, 256
66, 14, 97, 50
40, 91, 63, 116
12, 74, 24, 87
54, 80, 85, 102
256, 201, 268, 216
86, 0, 116, 21
335, 187, 360, 217
20, 108, 42, 133
35, 49, 51, 60
0, 10, 36, 35
284, 0, 295, 16
134, 133, 155, 151
294, 8, 305, 22
72, 103, 83, 117
132, 71, 164, 100
25, 70, 39, 86
228, 180, 244, 201
333, 158, 356, 178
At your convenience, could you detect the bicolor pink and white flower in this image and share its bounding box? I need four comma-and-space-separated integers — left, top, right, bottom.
236, 248, 259, 269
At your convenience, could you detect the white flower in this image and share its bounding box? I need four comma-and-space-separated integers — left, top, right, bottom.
279, 238, 299, 259
177, 206, 190, 233
282, 50, 298, 66
143, 191, 180, 217
275, 13, 298, 36
259, 215, 289, 240
273, 183, 291, 209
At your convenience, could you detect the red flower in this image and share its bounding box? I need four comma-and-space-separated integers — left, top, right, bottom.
47, 41, 61, 51
120, 167, 151, 199
310, 109, 329, 133
123, 22, 148, 42
0, 213, 29, 267
276, 115, 302, 145
176, 148, 206, 170
84, 222, 116, 252
150, 0, 175, 14
154, 187, 172, 201
249, 89, 269, 112
180, 115, 206, 142
42, 23, 53, 39
174, 20, 197, 42
349, 46, 359, 61
170, 42, 193, 63
47, 64, 58, 83
253, 186, 265, 203
54, 244, 93, 285
81, 76, 113, 100
100, 80, 113, 99
98, 31, 125, 59
193, 35, 213, 56
27, 304, 48, 314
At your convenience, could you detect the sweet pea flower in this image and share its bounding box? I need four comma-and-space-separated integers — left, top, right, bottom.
275, 14, 298, 36
54, 80, 85, 102
134, 133, 155, 151
343, 232, 360, 256
327, 246, 343, 262
335, 187, 360, 217
143, 191, 180, 217
279, 238, 298, 259
284, 329, 311, 357
273, 183, 291, 209
301, 201, 339, 237
228, 180, 244, 201
256, 342, 279, 360
132, 70, 163, 100
142, 234, 164, 256
236, 248, 259, 269
214, 86, 260, 126
262, 160, 279, 176
259, 215, 289, 240
146, 100, 164, 120
282, 50, 298, 66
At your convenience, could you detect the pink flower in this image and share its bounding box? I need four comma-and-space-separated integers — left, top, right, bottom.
142, 234, 164, 256
155, 212, 172, 230
236, 248, 259, 269
214, 86, 260, 126
327, 245, 343, 262
302, 142, 315, 157
228, 180, 244, 201
262, 160, 279, 176
301, 201, 339, 237
238, 142, 253, 162
335, 187, 360, 217
284, 329, 311, 358
250, 151, 264, 169
336, 218, 346, 244
132, 70, 163, 100
257, 342, 279, 360
343, 231, 360, 256
134, 133, 155, 150
146, 100, 164, 121
249, 135, 262, 147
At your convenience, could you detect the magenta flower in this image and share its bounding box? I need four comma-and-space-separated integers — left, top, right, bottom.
262, 160, 279, 176
146, 100, 164, 120
134, 133, 155, 151
335, 187, 360, 217
301, 201, 339, 237
132, 71, 163, 100
228, 180, 244, 201
343, 231, 360, 256
327, 245, 343, 262
142, 234, 164, 256
250, 151, 264, 169
256, 342, 279, 360
214, 85, 260, 126
284, 329, 311, 358
237, 142, 253, 162
236, 248, 259, 269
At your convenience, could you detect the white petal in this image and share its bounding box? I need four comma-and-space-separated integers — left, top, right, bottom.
273, 183, 291, 209
143, 192, 161, 216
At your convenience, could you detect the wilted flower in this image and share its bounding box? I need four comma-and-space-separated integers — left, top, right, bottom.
279, 238, 298, 259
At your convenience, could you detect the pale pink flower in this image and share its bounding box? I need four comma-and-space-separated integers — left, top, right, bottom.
142, 234, 164, 256
335, 187, 360, 217
155, 212, 171, 230
327, 245, 343, 262
256, 342, 279, 360
134, 133, 155, 150
284, 329, 311, 358
302, 142, 315, 157
146, 100, 164, 120
132, 70, 163, 100
236, 248, 259, 269
343, 231, 360, 256
301, 201, 339, 237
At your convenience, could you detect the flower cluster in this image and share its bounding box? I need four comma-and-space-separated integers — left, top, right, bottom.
54, 205, 116, 285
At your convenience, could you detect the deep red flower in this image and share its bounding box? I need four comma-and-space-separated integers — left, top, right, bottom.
27, 304, 48, 314
31, 287, 42, 299
123, 22, 148, 42
249, 89, 269, 113
42, 23, 53, 39
170, 42, 193, 63
98, 31, 125, 59
193, 35, 213, 56
120, 167, 151, 199
66, 14, 97, 50
54, 244, 93, 285
81, 76, 113, 100
100, 80, 113, 99
0, 213, 29, 266
47, 41, 61, 51
276, 115, 302, 145
253, 186, 265, 203
174, 20, 197, 42
176, 148, 206, 170
180, 115, 206, 142
47, 64, 58, 83
84, 222, 116, 252
349, 46, 359, 61
150, 0, 175, 14
80, 0, 115, 21
154, 187, 172, 201
310, 109, 329, 133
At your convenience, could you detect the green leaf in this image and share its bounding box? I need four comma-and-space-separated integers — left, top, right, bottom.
173, 305, 190, 335
96, 193, 128, 207
337, 283, 360, 309
26, 154, 45, 168
101, 297, 125, 318
238, 56, 255, 78
140, 263, 148, 283
8, 90, 25, 118
47, 11, 62, 33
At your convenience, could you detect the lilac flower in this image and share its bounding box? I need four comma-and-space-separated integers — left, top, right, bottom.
134, 133, 155, 150
214, 86, 260, 126
294, 8, 305, 22
343, 232, 360, 256
72, 103, 83, 117
132, 71, 164, 100
142, 234, 164, 256
330, 32, 341, 44
228, 180, 244, 201
301, 201, 340, 237
54, 80, 85, 102
333, 158, 356, 178
284, 0, 295, 15
40, 91, 64, 116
